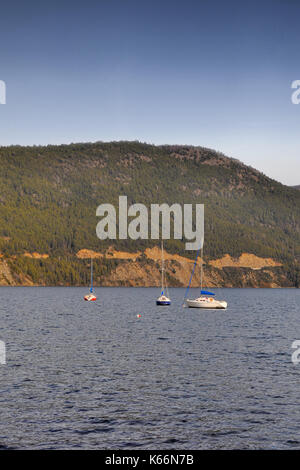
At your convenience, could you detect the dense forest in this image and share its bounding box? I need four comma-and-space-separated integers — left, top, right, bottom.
0, 141, 299, 286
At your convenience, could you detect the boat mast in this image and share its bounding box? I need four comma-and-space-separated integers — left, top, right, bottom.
90, 258, 93, 293
161, 240, 164, 294
200, 246, 203, 295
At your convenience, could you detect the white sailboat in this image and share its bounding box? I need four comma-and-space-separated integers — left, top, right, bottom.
185, 246, 227, 309
84, 258, 97, 301
156, 241, 171, 306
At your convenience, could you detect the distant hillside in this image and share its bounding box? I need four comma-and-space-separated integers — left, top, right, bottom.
293, 185, 300, 190
0, 141, 299, 287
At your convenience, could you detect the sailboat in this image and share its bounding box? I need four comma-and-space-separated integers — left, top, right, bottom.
84, 258, 97, 301
185, 246, 227, 309
156, 241, 171, 305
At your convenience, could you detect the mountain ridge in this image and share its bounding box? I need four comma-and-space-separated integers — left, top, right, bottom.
0, 140, 299, 287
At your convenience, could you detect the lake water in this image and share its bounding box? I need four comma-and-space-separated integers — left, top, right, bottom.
0, 287, 300, 449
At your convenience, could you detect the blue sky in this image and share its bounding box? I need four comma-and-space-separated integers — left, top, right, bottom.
0, 0, 299, 185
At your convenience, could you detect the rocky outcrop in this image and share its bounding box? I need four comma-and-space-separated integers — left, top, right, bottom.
0, 248, 291, 288
23, 252, 49, 259
0, 258, 15, 285
209, 253, 282, 269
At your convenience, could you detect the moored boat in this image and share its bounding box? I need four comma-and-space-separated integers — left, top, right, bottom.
84, 258, 97, 301
156, 241, 171, 306
156, 294, 171, 306
184, 244, 227, 310
186, 291, 227, 309
84, 292, 97, 302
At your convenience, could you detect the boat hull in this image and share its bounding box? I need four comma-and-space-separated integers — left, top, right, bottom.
84, 294, 97, 301
186, 298, 227, 309
156, 295, 171, 305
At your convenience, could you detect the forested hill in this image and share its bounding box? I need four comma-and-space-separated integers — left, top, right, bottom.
0, 141, 299, 287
